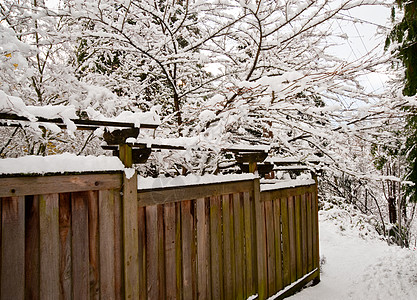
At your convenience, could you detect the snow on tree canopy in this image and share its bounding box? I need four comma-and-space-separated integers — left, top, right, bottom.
0, 90, 161, 132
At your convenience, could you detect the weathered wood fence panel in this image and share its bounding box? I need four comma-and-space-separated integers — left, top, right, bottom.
1, 172, 319, 300
0, 173, 123, 300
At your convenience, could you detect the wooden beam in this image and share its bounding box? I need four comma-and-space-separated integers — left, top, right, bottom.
0, 173, 122, 197
0, 113, 158, 130
119, 144, 140, 299
137, 180, 254, 207
271, 268, 320, 300
261, 184, 316, 202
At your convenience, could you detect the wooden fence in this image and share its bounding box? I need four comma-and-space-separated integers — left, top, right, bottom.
0, 172, 319, 300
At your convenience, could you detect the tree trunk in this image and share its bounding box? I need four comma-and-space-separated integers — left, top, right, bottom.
388, 196, 397, 224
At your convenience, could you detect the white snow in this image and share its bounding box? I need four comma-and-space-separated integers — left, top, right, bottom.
124, 168, 136, 179
260, 179, 316, 192
0, 153, 124, 175
287, 205, 417, 300
0, 90, 161, 132
267, 269, 319, 300
138, 173, 257, 190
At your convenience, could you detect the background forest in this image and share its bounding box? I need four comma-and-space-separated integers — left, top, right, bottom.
1, 0, 417, 247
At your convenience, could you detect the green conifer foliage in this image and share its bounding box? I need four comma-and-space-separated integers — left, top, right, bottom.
387, 0, 417, 201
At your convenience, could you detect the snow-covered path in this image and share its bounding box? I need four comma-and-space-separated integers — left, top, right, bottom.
289, 212, 417, 299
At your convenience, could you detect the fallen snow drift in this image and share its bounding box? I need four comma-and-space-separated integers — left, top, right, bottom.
288, 204, 417, 300
0, 153, 124, 175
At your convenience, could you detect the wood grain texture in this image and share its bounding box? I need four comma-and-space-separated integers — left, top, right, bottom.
243, 191, 255, 297
1, 196, 25, 300
222, 195, 234, 300
164, 203, 177, 300
273, 199, 283, 291
181, 200, 195, 300
88, 191, 100, 300
113, 190, 123, 300
71, 191, 90, 299
122, 171, 140, 300
232, 193, 244, 300
0, 173, 122, 197
301, 194, 308, 277
306, 193, 313, 272
26, 195, 40, 300
210, 196, 224, 300
265, 200, 276, 296
288, 196, 297, 284
138, 180, 254, 207
280, 198, 290, 287
59, 193, 72, 300
197, 198, 210, 300
99, 190, 116, 300
146, 205, 159, 299
137, 206, 147, 300
261, 185, 316, 203
254, 178, 267, 300
39, 193, 60, 300
157, 205, 166, 300
295, 195, 303, 280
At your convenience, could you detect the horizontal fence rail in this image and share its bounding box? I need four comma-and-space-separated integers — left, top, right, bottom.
0, 172, 319, 300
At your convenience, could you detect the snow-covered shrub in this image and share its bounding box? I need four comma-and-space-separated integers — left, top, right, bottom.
320, 200, 386, 241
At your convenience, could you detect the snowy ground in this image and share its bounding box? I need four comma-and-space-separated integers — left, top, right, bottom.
289, 204, 417, 300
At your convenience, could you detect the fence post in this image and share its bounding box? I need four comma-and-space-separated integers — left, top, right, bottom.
119, 143, 140, 299
253, 178, 267, 299
312, 173, 320, 285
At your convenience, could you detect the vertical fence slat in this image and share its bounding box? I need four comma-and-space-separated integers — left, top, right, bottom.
273, 199, 283, 291
295, 195, 303, 280
114, 190, 123, 300
301, 194, 308, 276
59, 193, 72, 300
233, 193, 244, 300
1, 196, 25, 300
243, 191, 255, 297
315, 187, 321, 282
313, 191, 320, 272
254, 178, 267, 300
288, 196, 297, 283
26, 196, 40, 300
197, 198, 209, 299
72, 191, 90, 299
265, 200, 276, 296
146, 205, 159, 299
158, 205, 166, 300
175, 202, 183, 300
165, 203, 177, 300
0, 197, 1, 295
99, 190, 115, 299
137, 206, 147, 300
222, 194, 234, 300
39, 193, 60, 300
88, 191, 100, 299
210, 195, 223, 300
280, 198, 290, 287
182, 200, 196, 300
306, 193, 313, 272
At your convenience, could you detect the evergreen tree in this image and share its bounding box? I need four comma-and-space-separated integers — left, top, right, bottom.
386, 0, 417, 202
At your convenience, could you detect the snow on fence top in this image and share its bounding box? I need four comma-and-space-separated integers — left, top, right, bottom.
0, 153, 125, 175
138, 173, 258, 190
260, 178, 316, 192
